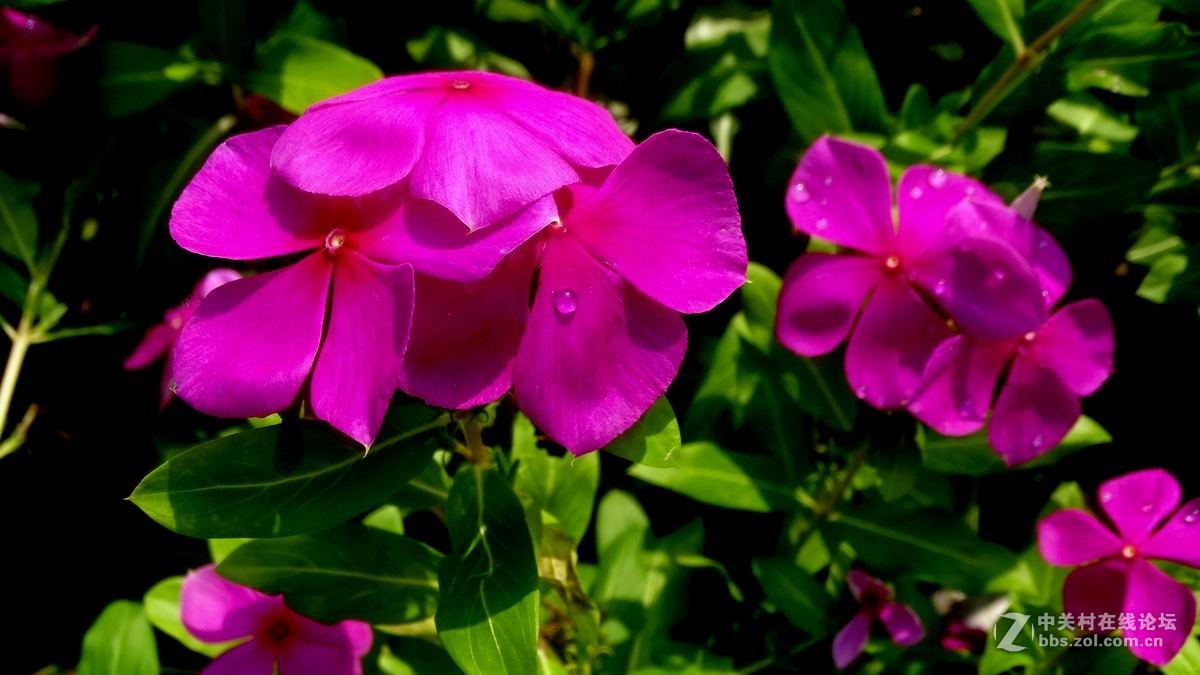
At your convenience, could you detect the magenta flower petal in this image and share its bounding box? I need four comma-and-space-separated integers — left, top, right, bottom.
832, 609, 872, 670
957, 199, 1072, 307
271, 80, 438, 198
910, 209, 1045, 340
1028, 299, 1114, 397
846, 569, 890, 603
1123, 558, 1197, 666
845, 276, 951, 409
896, 165, 1000, 258
776, 254, 880, 357
1037, 509, 1124, 565
908, 335, 1012, 436
124, 323, 177, 370
880, 602, 924, 646
400, 251, 534, 410
1097, 468, 1182, 543
1063, 558, 1129, 623
358, 193, 556, 283
987, 358, 1080, 466
276, 641, 366, 675
174, 254, 332, 419
513, 236, 686, 455
1142, 498, 1200, 568
201, 641, 276, 675
171, 127, 324, 260
309, 253, 414, 447
568, 130, 746, 313
785, 136, 894, 256
409, 96, 578, 230
180, 565, 276, 643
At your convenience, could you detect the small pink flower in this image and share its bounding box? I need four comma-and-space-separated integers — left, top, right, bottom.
271, 70, 634, 230
907, 194, 1112, 465
169, 125, 551, 446
124, 268, 240, 409
0, 8, 95, 106
833, 570, 924, 669
401, 130, 747, 453
1038, 468, 1199, 665
181, 564, 372, 675
775, 137, 1046, 410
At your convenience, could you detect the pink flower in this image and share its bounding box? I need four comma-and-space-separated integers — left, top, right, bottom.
271, 70, 634, 230
181, 564, 372, 675
833, 570, 924, 669
0, 8, 95, 106
124, 268, 241, 409
401, 130, 747, 453
775, 137, 1046, 410
1038, 469, 1199, 665
169, 125, 551, 446
907, 193, 1113, 465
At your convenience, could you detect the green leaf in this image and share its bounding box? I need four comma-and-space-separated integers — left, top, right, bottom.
246, 34, 382, 114
78, 601, 159, 675
378, 637, 464, 675
143, 577, 231, 657
768, 0, 889, 142
390, 453, 453, 511
967, 0, 1026, 50
659, 5, 770, 121
1164, 635, 1200, 674
99, 42, 213, 117
1047, 95, 1139, 143
629, 441, 801, 512
752, 557, 831, 636
130, 412, 444, 538
512, 413, 600, 542
605, 397, 682, 467
919, 416, 1111, 475
437, 466, 539, 675
869, 433, 920, 502
217, 524, 440, 624
0, 169, 38, 270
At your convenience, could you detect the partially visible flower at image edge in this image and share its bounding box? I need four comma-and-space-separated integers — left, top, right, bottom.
124, 268, 240, 409
1038, 468, 1199, 665
181, 564, 372, 675
833, 569, 924, 669
0, 7, 96, 106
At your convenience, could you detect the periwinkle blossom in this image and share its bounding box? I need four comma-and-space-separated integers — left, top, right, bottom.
169, 125, 553, 446
181, 564, 372, 675
907, 186, 1112, 465
271, 70, 633, 229
775, 137, 1046, 410
124, 268, 240, 409
401, 130, 747, 454
0, 7, 95, 106
1038, 469, 1199, 665
833, 570, 924, 669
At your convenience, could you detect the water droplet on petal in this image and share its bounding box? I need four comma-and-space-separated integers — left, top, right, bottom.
823, 176, 834, 187
792, 183, 811, 203
1101, 491, 1114, 503
993, 269, 1006, 282
929, 169, 948, 189
855, 385, 868, 399
934, 278, 948, 296
1031, 434, 1045, 449
1185, 509, 1198, 524
958, 400, 975, 419
819, 197, 829, 207
815, 218, 830, 231
965, 186, 977, 196
1141, 502, 1154, 513
909, 186, 924, 200
908, 401, 923, 413
553, 289, 578, 317
1040, 289, 1050, 298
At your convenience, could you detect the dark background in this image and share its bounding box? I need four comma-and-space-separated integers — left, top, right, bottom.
0, 0, 1195, 672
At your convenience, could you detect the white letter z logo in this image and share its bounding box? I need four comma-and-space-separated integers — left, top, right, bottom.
994, 612, 1030, 652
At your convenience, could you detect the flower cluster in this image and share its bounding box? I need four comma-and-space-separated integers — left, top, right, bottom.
775, 137, 1113, 465
161, 70, 747, 452
1038, 468, 1199, 665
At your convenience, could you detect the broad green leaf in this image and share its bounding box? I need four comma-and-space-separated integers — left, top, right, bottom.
78, 601, 159, 675
920, 416, 1111, 475
407, 26, 530, 78
379, 637, 463, 675
629, 441, 801, 512
99, 42, 215, 117
363, 504, 406, 534
130, 411, 444, 538
437, 466, 539, 675
595, 490, 650, 558
1165, 635, 1200, 674
967, 0, 1026, 50
826, 504, 1018, 593
868, 433, 920, 502
741, 262, 781, 335
513, 413, 600, 541
246, 34, 382, 114
143, 577, 231, 657
659, 5, 770, 121
605, 397, 682, 467
1048, 95, 1139, 142
390, 453, 453, 511
0, 169, 38, 270
768, 0, 889, 142
218, 524, 440, 624
752, 557, 831, 636
1137, 247, 1200, 305
207, 538, 248, 563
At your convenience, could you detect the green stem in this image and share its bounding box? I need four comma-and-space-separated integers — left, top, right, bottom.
952, 0, 1102, 143
0, 314, 32, 437
791, 448, 866, 549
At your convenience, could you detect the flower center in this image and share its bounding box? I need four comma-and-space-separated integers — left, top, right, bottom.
268, 621, 291, 642
325, 228, 347, 254
884, 255, 901, 271
450, 79, 471, 90
548, 219, 565, 234
1121, 544, 1137, 559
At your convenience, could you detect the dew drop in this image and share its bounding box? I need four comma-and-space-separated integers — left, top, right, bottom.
909, 186, 924, 200
1031, 434, 1045, 449
1101, 491, 1114, 503
928, 169, 948, 189
554, 289, 578, 317
855, 385, 869, 399
909, 401, 924, 413
1040, 289, 1050, 298
450, 79, 471, 90
792, 183, 811, 203
1185, 509, 1198, 524
965, 186, 977, 196
958, 400, 975, 418
1140, 502, 1154, 513
933, 278, 948, 296
819, 197, 829, 206
815, 217, 830, 231
823, 176, 834, 187
992, 269, 1006, 282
